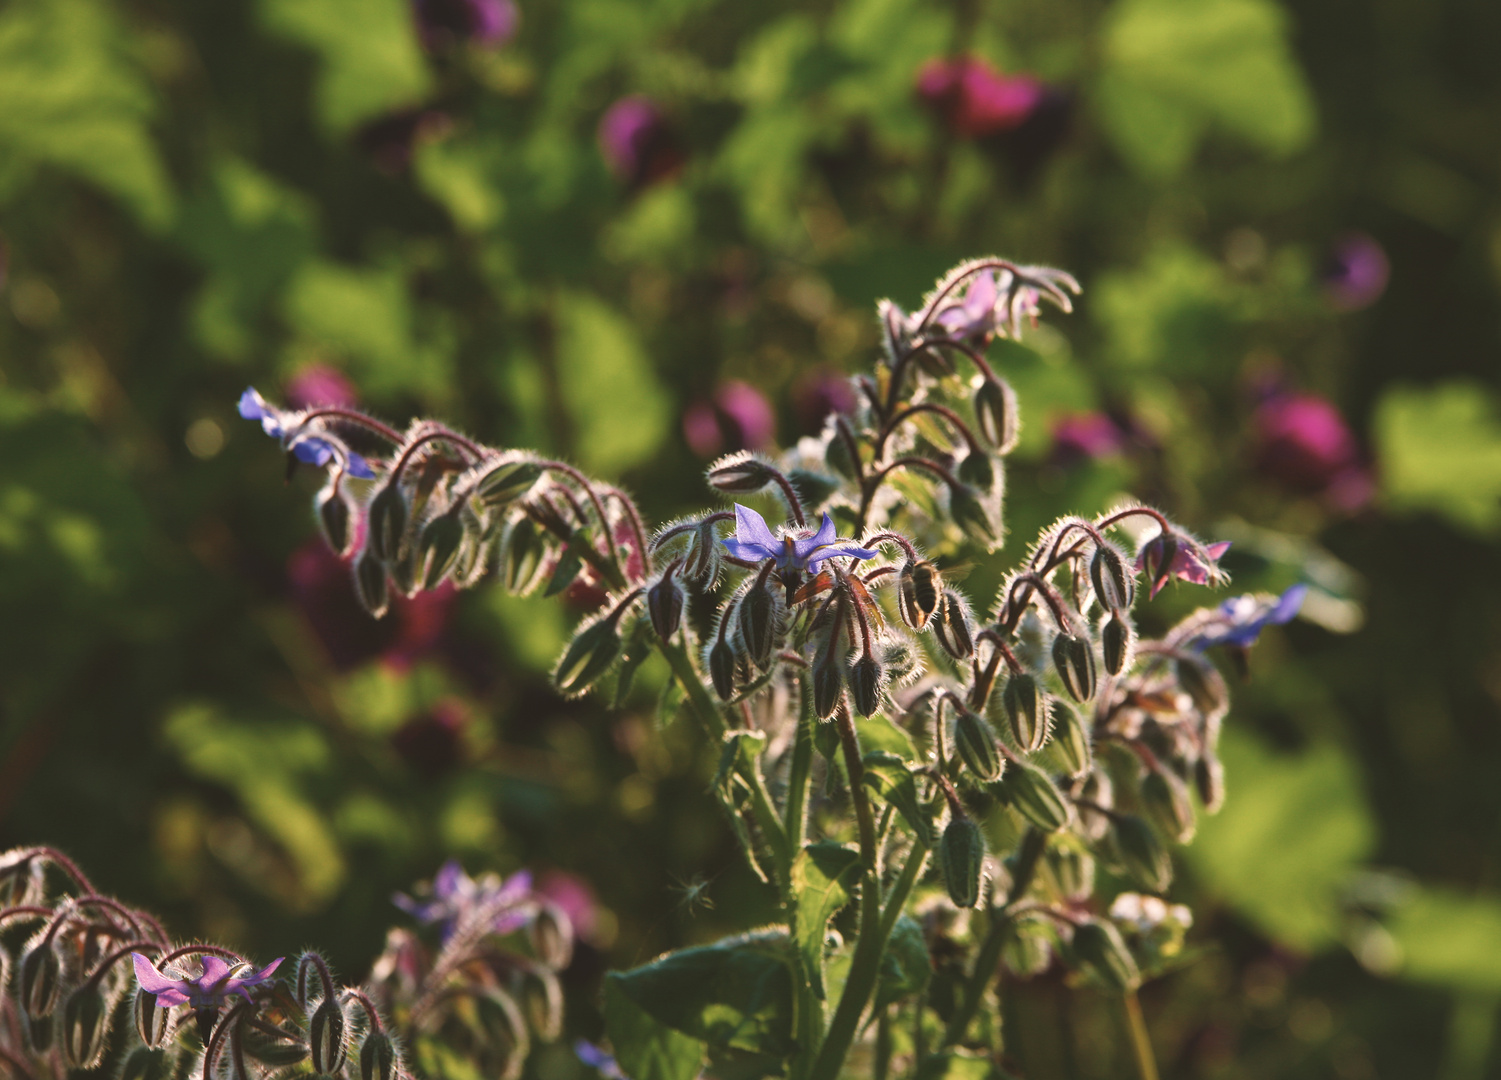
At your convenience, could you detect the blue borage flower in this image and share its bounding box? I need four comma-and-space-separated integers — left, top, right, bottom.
393, 859, 538, 942
721, 503, 878, 572
131, 952, 283, 1011
238, 388, 377, 479
1185, 584, 1306, 651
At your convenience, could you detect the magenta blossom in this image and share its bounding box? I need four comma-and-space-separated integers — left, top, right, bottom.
1253, 391, 1373, 510
394, 860, 538, 941
916, 57, 1044, 138
1136, 531, 1232, 600
415, 0, 518, 48
722, 504, 878, 572
1320, 233, 1389, 312
598, 96, 683, 188
1050, 412, 1125, 465
285, 364, 358, 410
683, 380, 776, 457
132, 953, 282, 1011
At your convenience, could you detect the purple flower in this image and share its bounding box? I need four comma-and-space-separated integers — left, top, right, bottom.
721, 504, 878, 572
285, 364, 358, 410
598, 96, 683, 188
238, 387, 376, 479
575, 1041, 625, 1079
791, 370, 858, 435
415, 0, 518, 48
1190, 585, 1306, 650
1050, 412, 1126, 465
394, 860, 538, 941
1253, 391, 1372, 510
916, 58, 1043, 138
1320, 233, 1389, 312
131, 953, 282, 1011
683, 381, 776, 457
1136, 532, 1232, 600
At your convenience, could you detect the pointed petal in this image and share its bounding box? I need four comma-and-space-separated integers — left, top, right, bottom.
793, 514, 837, 560
434, 859, 468, 899
734, 504, 778, 549
723, 537, 776, 561
346, 452, 377, 479
804, 542, 880, 568
1269, 583, 1307, 624
237, 388, 268, 421
196, 956, 232, 985
292, 436, 336, 468
496, 869, 533, 905
132, 954, 183, 995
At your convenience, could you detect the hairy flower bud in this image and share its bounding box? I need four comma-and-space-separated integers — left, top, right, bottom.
1047, 845, 1094, 901
19, 942, 61, 1020
360, 1032, 398, 1080
1052, 631, 1097, 703
897, 560, 942, 631
941, 817, 985, 908
418, 508, 466, 590
1001, 673, 1047, 752
120, 1047, 174, 1080
134, 986, 171, 1048
739, 580, 779, 669
709, 637, 737, 701
1175, 655, 1227, 717
1111, 814, 1172, 893
1070, 919, 1140, 993
849, 654, 883, 717
974, 377, 1019, 453
1195, 752, 1226, 814
474, 459, 543, 506
953, 706, 1002, 781
707, 452, 778, 494
353, 549, 391, 618
1049, 701, 1092, 778
812, 654, 844, 719
1102, 614, 1132, 675
367, 482, 408, 561
949, 483, 1003, 549
554, 614, 624, 697
683, 519, 723, 584
1089, 544, 1134, 612
316, 480, 355, 557
647, 571, 684, 640
933, 591, 975, 659
500, 516, 546, 594
1140, 768, 1196, 844
61, 986, 110, 1068
309, 997, 348, 1075
998, 760, 1071, 832
1139, 531, 1178, 597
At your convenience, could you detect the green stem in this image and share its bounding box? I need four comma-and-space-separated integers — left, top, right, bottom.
786, 674, 816, 845
1122, 991, 1160, 1080
942, 828, 1045, 1047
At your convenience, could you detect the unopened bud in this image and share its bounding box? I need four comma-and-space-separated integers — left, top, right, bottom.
1001, 673, 1047, 752
353, 549, 391, 618
474, 459, 542, 505
134, 987, 171, 1048
707, 452, 777, 494
1140, 532, 1178, 596
530, 902, 574, 970
1052, 632, 1097, 703
812, 655, 843, 719
1102, 614, 1132, 676
501, 517, 546, 594
941, 817, 985, 908
418, 508, 466, 590
709, 637, 737, 701
998, 760, 1070, 832
739, 582, 779, 669
1070, 919, 1140, 993
849, 654, 883, 718
309, 998, 347, 1075
366, 482, 408, 561
897, 560, 942, 631
19, 942, 60, 1019
957, 451, 996, 493
1111, 814, 1172, 893
1003, 915, 1054, 977
953, 707, 1002, 781
647, 572, 684, 640
360, 1032, 397, 1080
1141, 768, 1196, 844
825, 425, 859, 479
61, 986, 110, 1068
949, 483, 1002, 549
1047, 845, 1094, 901
554, 615, 623, 697
932, 591, 975, 659
1049, 701, 1092, 778
1090, 545, 1134, 612
974, 377, 1019, 453
1175, 656, 1227, 716
316, 481, 355, 557
1195, 753, 1225, 814
683, 520, 722, 584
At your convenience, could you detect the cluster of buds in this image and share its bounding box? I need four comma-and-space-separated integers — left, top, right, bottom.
0, 848, 569, 1080
246, 256, 1307, 1072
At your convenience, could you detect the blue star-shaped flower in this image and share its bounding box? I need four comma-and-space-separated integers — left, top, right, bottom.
1192, 585, 1306, 650
238, 388, 376, 479
721, 504, 878, 572
393, 859, 537, 942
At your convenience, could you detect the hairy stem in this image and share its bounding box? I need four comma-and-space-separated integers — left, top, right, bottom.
1122, 991, 1160, 1080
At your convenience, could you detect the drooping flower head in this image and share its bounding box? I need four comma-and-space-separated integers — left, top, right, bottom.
238, 388, 376, 478
393, 859, 538, 942
1136, 530, 1231, 600
131, 953, 282, 1012
1189, 585, 1306, 651
721, 504, 878, 574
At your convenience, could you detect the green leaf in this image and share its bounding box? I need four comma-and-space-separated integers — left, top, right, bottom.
862, 751, 935, 845
1188, 727, 1374, 950
1098, 0, 1315, 176
915, 1050, 995, 1080
1387, 888, 1501, 994
856, 713, 918, 760
1375, 381, 1501, 534
713, 732, 771, 884
791, 842, 862, 999
258, 0, 430, 131
604, 979, 705, 1080
544, 548, 583, 597
874, 916, 931, 1011
607, 936, 796, 1059
0, 0, 173, 226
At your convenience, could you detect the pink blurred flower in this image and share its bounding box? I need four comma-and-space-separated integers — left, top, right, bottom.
415, 0, 518, 48
792, 370, 858, 435
1254, 392, 1372, 509
683, 380, 776, 457
598, 96, 684, 188
285, 364, 358, 410
538, 870, 599, 943
1320, 233, 1389, 312
917, 57, 1045, 139
1049, 412, 1125, 465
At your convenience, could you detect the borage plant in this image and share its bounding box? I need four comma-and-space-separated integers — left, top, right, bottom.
241, 258, 1304, 1080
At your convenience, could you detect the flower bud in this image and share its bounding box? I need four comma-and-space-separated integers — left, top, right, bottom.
739, 581, 779, 669
1140, 768, 1196, 844
849, 654, 883, 718
134, 986, 171, 1048
1111, 814, 1172, 893
949, 484, 1003, 549
957, 450, 996, 493
19, 942, 60, 1019
353, 548, 391, 618
419, 508, 467, 590
501, 517, 546, 594
1089, 545, 1134, 612
1140, 531, 1178, 596
1195, 752, 1225, 814
932, 591, 975, 660
1003, 915, 1054, 977
709, 637, 737, 701
360, 1032, 398, 1080
825, 425, 859, 479
997, 760, 1070, 832
530, 901, 574, 970
1001, 673, 1047, 752
1175, 656, 1227, 717
974, 377, 1019, 453
941, 817, 985, 908
707, 452, 777, 494
1070, 919, 1140, 993
367, 482, 408, 561
120, 1048, 174, 1080
1047, 845, 1094, 901
61, 986, 110, 1068
1077, 768, 1114, 841
309, 997, 347, 1075
1052, 632, 1097, 703
647, 572, 684, 640
1049, 701, 1092, 778
1102, 614, 1132, 675
953, 707, 1002, 781
897, 560, 942, 631
316, 480, 355, 557
554, 615, 624, 697
475, 459, 543, 505
812, 654, 843, 719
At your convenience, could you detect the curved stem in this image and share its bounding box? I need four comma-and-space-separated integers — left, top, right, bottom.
1122, 991, 1160, 1080
873, 403, 984, 461
290, 407, 404, 445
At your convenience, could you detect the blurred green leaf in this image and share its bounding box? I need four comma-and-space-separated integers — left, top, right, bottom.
791, 841, 861, 999
1092, 245, 1236, 372
604, 978, 705, 1080
258, 0, 430, 131
874, 915, 931, 1011
915, 1050, 995, 1080
415, 138, 505, 232
0, 0, 172, 226
1389, 888, 1501, 994
1375, 381, 1501, 534
1098, 0, 1315, 176
1189, 726, 1374, 950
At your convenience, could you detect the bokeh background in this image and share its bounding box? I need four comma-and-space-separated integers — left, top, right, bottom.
4, 0, 1501, 1075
